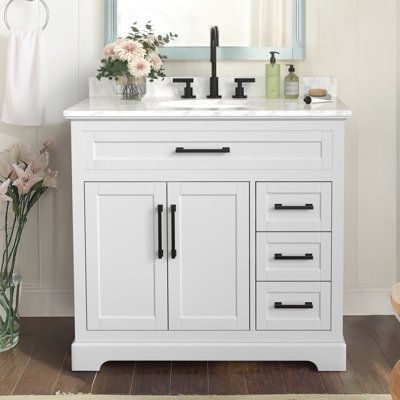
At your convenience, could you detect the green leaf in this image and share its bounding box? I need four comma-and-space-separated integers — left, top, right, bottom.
7, 187, 19, 215
30, 181, 44, 192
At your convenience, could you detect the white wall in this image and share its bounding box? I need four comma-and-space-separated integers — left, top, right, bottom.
397, 0, 400, 284
0, 0, 397, 316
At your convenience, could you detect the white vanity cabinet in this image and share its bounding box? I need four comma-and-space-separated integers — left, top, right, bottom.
65, 98, 351, 372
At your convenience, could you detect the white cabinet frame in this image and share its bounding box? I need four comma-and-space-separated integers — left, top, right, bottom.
69, 118, 347, 372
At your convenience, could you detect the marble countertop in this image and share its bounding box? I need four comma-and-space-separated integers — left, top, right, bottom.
63, 97, 352, 120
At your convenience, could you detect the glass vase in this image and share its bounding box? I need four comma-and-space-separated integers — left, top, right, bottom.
0, 274, 21, 353
118, 76, 146, 100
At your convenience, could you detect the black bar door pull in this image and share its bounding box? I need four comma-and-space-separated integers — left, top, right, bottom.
157, 205, 164, 259
274, 253, 314, 260
274, 302, 314, 309
175, 147, 230, 154
274, 203, 314, 210
171, 205, 177, 259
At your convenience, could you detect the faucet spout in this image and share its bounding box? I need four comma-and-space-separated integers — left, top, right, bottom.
208, 26, 222, 99
210, 26, 219, 78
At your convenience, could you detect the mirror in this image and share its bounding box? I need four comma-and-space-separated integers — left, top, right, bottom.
106, 0, 305, 60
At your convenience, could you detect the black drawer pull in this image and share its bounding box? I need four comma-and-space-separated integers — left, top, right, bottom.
274, 203, 314, 210
275, 301, 314, 309
274, 253, 314, 260
157, 205, 164, 259
274, 302, 314, 309
176, 147, 230, 154
171, 205, 177, 259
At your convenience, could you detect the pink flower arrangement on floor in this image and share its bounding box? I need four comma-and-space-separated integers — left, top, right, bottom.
0, 141, 58, 352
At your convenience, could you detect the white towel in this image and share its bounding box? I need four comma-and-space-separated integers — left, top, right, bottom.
1, 29, 46, 126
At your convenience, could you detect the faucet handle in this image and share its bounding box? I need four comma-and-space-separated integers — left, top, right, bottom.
173, 78, 196, 99
233, 78, 256, 99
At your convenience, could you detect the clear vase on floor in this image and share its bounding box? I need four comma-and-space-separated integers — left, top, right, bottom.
0, 274, 21, 352
118, 75, 146, 100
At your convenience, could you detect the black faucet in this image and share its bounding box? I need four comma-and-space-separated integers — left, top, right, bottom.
207, 26, 222, 99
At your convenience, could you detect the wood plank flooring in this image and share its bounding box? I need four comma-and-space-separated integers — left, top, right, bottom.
0, 316, 399, 395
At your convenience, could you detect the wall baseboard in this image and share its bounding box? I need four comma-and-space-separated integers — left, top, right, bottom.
20, 286, 74, 317
20, 286, 395, 317
344, 287, 393, 315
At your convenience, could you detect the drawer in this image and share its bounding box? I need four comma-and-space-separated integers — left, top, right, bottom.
83, 131, 333, 170
256, 182, 332, 231
256, 232, 331, 281
256, 282, 331, 331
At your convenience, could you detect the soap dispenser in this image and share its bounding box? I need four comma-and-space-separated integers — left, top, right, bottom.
265, 51, 281, 99
284, 64, 299, 99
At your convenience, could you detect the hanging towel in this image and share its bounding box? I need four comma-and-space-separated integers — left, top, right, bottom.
1, 29, 46, 126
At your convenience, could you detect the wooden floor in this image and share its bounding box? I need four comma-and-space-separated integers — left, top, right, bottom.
0, 316, 399, 395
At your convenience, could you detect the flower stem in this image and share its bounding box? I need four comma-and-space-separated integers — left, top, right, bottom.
1, 206, 17, 279
1, 203, 10, 278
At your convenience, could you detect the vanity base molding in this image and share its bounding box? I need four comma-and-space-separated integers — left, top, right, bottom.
71, 340, 346, 372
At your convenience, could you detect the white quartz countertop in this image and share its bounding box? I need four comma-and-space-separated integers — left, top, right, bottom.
63, 97, 352, 120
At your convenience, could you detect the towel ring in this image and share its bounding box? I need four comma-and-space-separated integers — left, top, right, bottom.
4, 0, 49, 31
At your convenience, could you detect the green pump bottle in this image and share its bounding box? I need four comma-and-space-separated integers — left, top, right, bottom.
265, 51, 281, 99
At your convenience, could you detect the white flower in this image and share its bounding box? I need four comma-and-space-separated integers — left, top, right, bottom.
41, 140, 54, 152
30, 152, 48, 175
114, 39, 146, 61
0, 179, 12, 203
128, 57, 151, 78
7, 143, 34, 165
43, 169, 58, 189
12, 164, 44, 195
103, 43, 117, 59
148, 52, 163, 71
0, 156, 14, 180
146, 34, 156, 45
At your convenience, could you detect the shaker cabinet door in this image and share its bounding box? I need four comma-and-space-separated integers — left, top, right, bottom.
85, 182, 168, 331
168, 182, 250, 330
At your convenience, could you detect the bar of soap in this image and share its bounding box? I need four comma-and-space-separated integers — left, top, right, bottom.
308, 88, 328, 97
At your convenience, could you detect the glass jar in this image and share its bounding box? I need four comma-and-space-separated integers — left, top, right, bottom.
118, 75, 146, 100
0, 274, 21, 352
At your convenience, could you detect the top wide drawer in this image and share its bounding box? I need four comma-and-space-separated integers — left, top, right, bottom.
256, 182, 332, 232
82, 131, 333, 170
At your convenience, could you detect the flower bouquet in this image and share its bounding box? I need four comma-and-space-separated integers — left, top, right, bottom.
0, 141, 57, 352
97, 21, 178, 100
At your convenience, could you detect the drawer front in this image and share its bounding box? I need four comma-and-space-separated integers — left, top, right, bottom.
83, 131, 333, 170
256, 232, 331, 281
256, 282, 331, 331
256, 182, 332, 231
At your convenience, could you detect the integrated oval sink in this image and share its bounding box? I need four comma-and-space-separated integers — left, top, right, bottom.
159, 99, 250, 109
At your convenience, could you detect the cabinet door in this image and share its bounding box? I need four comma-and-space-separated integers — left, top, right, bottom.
85, 182, 167, 331
168, 182, 249, 330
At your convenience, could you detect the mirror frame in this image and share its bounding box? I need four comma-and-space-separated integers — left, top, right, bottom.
105, 0, 305, 60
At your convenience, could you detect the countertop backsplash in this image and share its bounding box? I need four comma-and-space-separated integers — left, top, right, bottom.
89, 76, 338, 99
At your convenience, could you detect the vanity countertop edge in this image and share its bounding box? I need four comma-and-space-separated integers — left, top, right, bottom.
64, 97, 352, 120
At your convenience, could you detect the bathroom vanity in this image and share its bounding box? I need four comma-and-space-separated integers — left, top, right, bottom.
64, 97, 351, 371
